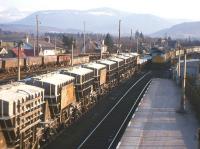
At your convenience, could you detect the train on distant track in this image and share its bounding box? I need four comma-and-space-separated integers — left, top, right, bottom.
0, 54, 90, 73
152, 46, 200, 64
0, 52, 151, 149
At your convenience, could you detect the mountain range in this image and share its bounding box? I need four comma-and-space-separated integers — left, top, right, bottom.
0, 8, 32, 23
0, 8, 185, 34
14, 8, 183, 34
0, 7, 199, 38
151, 21, 200, 39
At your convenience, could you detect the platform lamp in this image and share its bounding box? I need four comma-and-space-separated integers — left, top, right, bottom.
176, 41, 181, 85
177, 48, 187, 113
14, 41, 24, 81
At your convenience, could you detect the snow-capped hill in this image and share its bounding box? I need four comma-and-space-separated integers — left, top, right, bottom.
2, 7, 187, 34
0, 8, 31, 23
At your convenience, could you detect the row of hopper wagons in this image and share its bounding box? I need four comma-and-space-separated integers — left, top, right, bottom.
152, 47, 200, 64
0, 53, 148, 149
0, 54, 90, 73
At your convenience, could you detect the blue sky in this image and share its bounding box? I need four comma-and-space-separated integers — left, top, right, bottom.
1, 0, 200, 20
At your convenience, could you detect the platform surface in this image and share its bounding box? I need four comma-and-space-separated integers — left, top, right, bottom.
119, 78, 199, 149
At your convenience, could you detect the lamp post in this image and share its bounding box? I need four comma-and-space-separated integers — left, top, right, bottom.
177, 48, 187, 113
177, 42, 181, 85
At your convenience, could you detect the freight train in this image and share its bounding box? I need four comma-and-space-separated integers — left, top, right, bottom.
151, 46, 200, 64
0, 53, 150, 149
0, 55, 90, 73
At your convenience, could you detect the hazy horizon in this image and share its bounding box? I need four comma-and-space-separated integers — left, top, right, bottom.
1, 0, 200, 21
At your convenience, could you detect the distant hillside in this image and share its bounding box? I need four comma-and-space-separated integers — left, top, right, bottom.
0, 8, 31, 23
0, 24, 81, 34
11, 8, 182, 34
151, 21, 200, 39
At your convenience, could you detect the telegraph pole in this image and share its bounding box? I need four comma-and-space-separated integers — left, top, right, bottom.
71, 40, 74, 66
33, 36, 36, 56
83, 21, 86, 54
118, 20, 121, 53
36, 15, 39, 56
136, 38, 139, 53
100, 40, 104, 59
17, 41, 23, 81
130, 29, 132, 52
54, 35, 57, 51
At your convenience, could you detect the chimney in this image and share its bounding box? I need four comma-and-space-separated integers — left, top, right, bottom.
47, 36, 50, 43
25, 35, 29, 44
45, 36, 51, 43
102, 40, 104, 45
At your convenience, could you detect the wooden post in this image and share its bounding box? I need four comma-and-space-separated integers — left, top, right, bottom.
17, 44, 20, 81
36, 15, 39, 56
118, 20, 121, 53
17, 41, 23, 81
71, 40, 74, 66
136, 38, 139, 54
130, 29, 132, 53
83, 21, 86, 54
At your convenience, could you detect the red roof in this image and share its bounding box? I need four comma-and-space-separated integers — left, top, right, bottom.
24, 49, 37, 56
12, 48, 26, 58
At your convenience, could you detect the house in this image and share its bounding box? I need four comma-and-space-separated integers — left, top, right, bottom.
11, 47, 26, 58
28, 37, 64, 56
94, 40, 108, 54
0, 47, 8, 55
0, 41, 15, 58
39, 49, 56, 56
23, 43, 34, 56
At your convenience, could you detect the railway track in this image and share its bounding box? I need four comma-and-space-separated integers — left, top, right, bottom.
77, 71, 152, 149
45, 71, 149, 148
0, 65, 72, 84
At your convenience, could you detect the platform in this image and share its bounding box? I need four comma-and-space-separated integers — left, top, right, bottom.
119, 78, 199, 149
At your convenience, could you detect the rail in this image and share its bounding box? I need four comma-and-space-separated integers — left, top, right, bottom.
108, 79, 152, 149
78, 71, 151, 148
